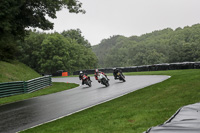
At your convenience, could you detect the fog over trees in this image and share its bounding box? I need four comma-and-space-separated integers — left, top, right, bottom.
92, 24, 200, 68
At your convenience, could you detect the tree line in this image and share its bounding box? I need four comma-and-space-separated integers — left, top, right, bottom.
92, 24, 200, 68
16, 29, 98, 74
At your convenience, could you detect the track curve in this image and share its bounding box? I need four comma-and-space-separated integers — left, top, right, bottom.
0, 75, 170, 133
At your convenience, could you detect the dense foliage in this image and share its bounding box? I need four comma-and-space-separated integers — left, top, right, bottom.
17, 30, 98, 74
92, 24, 200, 68
0, 0, 85, 61
61, 29, 91, 48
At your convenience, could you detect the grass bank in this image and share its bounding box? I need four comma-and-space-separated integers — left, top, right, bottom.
0, 61, 40, 83
21, 69, 200, 133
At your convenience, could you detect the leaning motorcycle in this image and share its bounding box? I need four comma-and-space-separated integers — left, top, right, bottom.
117, 72, 126, 82
82, 75, 92, 87
97, 73, 109, 87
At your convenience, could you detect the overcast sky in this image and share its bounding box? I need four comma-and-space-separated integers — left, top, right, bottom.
46, 0, 200, 45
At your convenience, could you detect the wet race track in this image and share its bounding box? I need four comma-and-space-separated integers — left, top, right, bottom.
0, 75, 170, 133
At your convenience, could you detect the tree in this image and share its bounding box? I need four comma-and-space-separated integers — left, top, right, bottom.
16, 31, 47, 72
39, 33, 69, 73
61, 29, 91, 48
37, 32, 97, 74
0, 0, 85, 61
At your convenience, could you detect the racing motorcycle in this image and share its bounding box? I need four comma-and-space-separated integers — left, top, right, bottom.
82, 75, 92, 87
97, 73, 109, 87
116, 72, 126, 82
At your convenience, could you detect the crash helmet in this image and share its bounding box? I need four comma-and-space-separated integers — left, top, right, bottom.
80, 71, 83, 74
95, 69, 98, 73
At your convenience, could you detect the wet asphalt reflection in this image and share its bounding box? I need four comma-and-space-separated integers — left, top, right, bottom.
0, 75, 170, 133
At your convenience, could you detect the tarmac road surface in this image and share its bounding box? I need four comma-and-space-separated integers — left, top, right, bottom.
0, 75, 170, 133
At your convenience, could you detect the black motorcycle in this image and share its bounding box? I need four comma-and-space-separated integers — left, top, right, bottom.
116, 72, 126, 82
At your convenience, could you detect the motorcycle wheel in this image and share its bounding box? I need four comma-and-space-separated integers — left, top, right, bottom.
105, 81, 109, 87
102, 78, 108, 87
120, 75, 126, 82
88, 80, 92, 87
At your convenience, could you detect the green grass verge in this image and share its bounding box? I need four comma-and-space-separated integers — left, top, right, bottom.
0, 82, 79, 105
20, 69, 200, 133
0, 61, 40, 83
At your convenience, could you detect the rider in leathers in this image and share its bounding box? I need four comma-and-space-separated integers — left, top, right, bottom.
94, 69, 109, 83
113, 68, 124, 79
79, 71, 91, 85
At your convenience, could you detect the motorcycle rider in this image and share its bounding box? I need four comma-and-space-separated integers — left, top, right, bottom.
79, 71, 83, 80
94, 69, 109, 83
79, 71, 91, 85
113, 68, 124, 79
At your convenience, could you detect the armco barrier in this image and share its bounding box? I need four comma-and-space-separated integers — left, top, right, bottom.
26, 76, 52, 93
0, 81, 25, 98
194, 62, 200, 68
137, 65, 150, 71
73, 62, 200, 75
0, 75, 51, 98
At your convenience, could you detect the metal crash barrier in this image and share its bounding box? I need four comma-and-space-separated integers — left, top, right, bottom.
0, 75, 52, 98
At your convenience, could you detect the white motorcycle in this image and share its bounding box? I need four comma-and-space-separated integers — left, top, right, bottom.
97, 73, 109, 87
